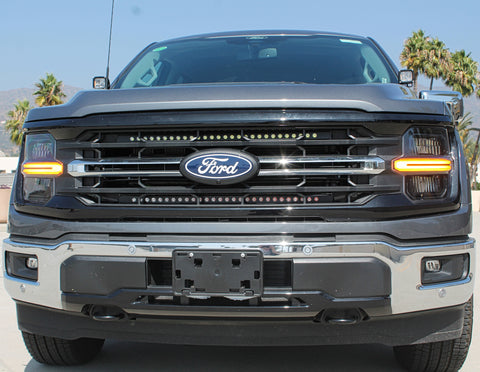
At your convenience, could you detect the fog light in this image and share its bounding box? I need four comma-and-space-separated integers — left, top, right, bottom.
5, 252, 38, 281
424, 259, 441, 272
26, 257, 38, 269
421, 254, 469, 285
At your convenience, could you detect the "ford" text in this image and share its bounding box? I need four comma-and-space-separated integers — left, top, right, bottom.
197, 157, 239, 175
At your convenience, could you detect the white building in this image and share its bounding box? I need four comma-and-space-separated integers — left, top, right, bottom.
0, 157, 19, 187
0, 157, 19, 174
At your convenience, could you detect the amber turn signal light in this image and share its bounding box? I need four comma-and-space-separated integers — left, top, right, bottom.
392, 158, 452, 174
22, 161, 64, 177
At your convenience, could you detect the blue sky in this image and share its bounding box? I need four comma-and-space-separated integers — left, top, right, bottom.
1, 0, 479, 90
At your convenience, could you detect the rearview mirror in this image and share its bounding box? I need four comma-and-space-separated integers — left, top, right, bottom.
398, 70, 413, 86
93, 76, 110, 89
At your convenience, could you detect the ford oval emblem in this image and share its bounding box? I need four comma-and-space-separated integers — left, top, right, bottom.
180, 149, 259, 185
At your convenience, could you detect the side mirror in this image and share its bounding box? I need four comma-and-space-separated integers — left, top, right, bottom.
93, 76, 110, 89
419, 90, 464, 121
398, 70, 413, 86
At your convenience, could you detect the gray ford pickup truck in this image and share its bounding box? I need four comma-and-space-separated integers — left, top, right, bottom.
3, 31, 475, 371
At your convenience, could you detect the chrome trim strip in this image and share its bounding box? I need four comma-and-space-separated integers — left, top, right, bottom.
68, 156, 385, 178
4, 237, 474, 254
418, 276, 472, 290
258, 155, 384, 165
71, 158, 183, 165
70, 169, 182, 177
258, 168, 381, 176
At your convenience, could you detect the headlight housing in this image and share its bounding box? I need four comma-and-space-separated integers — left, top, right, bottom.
393, 127, 453, 200
21, 133, 63, 204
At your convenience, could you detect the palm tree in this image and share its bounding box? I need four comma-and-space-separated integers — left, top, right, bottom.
424, 38, 450, 90
477, 72, 480, 98
457, 113, 480, 185
5, 100, 32, 145
457, 113, 474, 151
34, 73, 66, 107
400, 30, 430, 94
468, 128, 480, 188
444, 50, 479, 97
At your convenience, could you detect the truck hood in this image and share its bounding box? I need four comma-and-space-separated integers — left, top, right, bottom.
26, 83, 448, 121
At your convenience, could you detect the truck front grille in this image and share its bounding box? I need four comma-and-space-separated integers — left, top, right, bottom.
33, 109, 413, 221
58, 124, 400, 209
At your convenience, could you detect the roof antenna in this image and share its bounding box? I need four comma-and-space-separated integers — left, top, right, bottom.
105, 0, 115, 86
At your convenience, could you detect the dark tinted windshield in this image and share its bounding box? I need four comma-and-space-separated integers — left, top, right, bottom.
114, 34, 397, 88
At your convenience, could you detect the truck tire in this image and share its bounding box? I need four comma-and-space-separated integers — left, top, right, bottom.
22, 331, 104, 365
393, 297, 473, 372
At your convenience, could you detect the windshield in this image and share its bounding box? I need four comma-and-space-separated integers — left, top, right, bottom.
114, 35, 398, 89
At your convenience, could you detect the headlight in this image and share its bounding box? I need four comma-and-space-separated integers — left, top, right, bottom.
393, 127, 452, 200
406, 127, 450, 156
21, 133, 63, 204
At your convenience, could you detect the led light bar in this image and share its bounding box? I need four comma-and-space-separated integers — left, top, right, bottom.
124, 130, 326, 143
201, 196, 241, 204
139, 195, 198, 204
244, 195, 304, 204
126, 194, 354, 206
22, 161, 64, 177
392, 157, 452, 174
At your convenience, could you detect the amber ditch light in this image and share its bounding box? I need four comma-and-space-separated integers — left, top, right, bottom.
392, 158, 452, 174
22, 161, 64, 177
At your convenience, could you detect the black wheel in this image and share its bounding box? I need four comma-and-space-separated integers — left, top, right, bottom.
22, 331, 104, 366
393, 297, 473, 372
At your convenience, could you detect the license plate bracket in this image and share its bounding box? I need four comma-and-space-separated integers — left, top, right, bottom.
172, 250, 263, 297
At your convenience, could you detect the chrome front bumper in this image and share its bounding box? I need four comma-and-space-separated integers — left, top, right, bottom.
3, 237, 475, 317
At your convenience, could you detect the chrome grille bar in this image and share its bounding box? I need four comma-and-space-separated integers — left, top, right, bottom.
68, 156, 385, 178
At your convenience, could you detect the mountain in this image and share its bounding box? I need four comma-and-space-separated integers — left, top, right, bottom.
0, 86, 83, 155
0, 85, 83, 122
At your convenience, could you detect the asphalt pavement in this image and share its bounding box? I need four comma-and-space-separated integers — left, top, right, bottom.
1, 215, 479, 372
